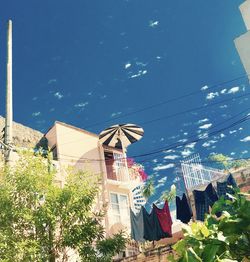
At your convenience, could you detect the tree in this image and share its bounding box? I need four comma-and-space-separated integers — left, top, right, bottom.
208, 153, 232, 170
209, 153, 250, 170
169, 190, 250, 262
161, 184, 176, 203
142, 178, 155, 199
0, 151, 126, 262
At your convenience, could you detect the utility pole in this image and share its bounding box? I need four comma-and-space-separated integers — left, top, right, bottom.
4, 20, 13, 162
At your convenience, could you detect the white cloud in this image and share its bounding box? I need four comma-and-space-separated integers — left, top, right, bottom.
74, 102, 89, 108
229, 130, 237, 134
54, 92, 63, 99
230, 152, 235, 156
197, 118, 209, 124
153, 164, 175, 171
178, 138, 188, 143
149, 20, 159, 27
125, 62, 131, 69
185, 142, 196, 149
199, 123, 212, 129
155, 183, 165, 190
173, 177, 181, 183
129, 70, 147, 79
206, 92, 219, 100
32, 112, 41, 117
158, 177, 167, 184
228, 86, 240, 94
220, 105, 228, 109
164, 149, 175, 153
164, 155, 179, 160
220, 88, 227, 94
136, 61, 147, 67
111, 112, 122, 117
220, 133, 226, 138
201, 85, 208, 90
48, 79, 57, 85
183, 132, 188, 136
198, 132, 209, 139
202, 140, 217, 147
242, 150, 248, 154
240, 136, 250, 142
181, 149, 193, 157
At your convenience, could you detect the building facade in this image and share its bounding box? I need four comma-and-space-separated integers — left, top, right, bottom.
45, 121, 144, 243
235, 0, 250, 82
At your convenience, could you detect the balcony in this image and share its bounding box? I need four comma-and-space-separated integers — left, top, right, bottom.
105, 164, 143, 188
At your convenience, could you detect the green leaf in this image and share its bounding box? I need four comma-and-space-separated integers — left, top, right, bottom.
202, 244, 220, 262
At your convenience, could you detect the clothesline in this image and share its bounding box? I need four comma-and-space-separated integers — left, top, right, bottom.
131, 173, 238, 243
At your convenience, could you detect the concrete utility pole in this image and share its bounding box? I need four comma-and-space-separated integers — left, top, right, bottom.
4, 20, 13, 162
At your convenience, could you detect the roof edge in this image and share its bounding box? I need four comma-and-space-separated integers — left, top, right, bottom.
54, 121, 99, 138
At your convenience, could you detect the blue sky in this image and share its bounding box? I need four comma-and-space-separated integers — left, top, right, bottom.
0, 0, 249, 203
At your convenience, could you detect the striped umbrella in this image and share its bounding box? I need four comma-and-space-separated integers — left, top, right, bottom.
99, 124, 144, 150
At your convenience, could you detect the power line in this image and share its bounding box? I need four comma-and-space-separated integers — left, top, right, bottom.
58, 91, 250, 147
83, 74, 250, 129
55, 113, 250, 163
133, 115, 250, 159
141, 92, 250, 125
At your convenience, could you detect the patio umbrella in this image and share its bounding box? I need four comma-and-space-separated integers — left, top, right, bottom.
99, 123, 144, 151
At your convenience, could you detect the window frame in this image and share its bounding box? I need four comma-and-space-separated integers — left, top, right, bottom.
110, 192, 129, 224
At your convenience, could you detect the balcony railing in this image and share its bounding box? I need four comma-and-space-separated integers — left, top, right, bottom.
105, 164, 143, 183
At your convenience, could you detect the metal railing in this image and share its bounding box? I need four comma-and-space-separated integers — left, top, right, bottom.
105, 161, 143, 183
181, 163, 225, 190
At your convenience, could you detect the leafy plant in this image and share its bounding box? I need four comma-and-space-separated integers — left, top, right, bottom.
161, 184, 176, 202
169, 190, 250, 262
0, 151, 126, 262
142, 178, 155, 199
209, 153, 250, 170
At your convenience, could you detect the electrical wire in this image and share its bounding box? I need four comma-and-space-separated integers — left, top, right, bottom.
83, 74, 250, 129
54, 113, 250, 163
58, 91, 250, 147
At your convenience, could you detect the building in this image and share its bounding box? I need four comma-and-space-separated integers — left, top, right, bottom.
45, 121, 144, 250
234, 0, 250, 82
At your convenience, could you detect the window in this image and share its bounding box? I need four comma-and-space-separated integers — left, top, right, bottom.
51, 145, 58, 160
104, 151, 127, 180
110, 193, 129, 224
113, 153, 126, 168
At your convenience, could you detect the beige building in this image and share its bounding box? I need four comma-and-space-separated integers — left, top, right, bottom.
45, 121, 144, 244
235, 0, 250, 82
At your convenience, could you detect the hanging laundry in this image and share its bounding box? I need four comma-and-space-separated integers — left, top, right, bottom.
193, 183, 218, 221
142, 206, 169, 241
130, 208, 145, 242
176, 193, 193, 224
217, 173, 237, 199
153, 201, 172, 237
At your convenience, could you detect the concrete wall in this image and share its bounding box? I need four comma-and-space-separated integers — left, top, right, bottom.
235, 31, 250, 81
240, 0, 250, 30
